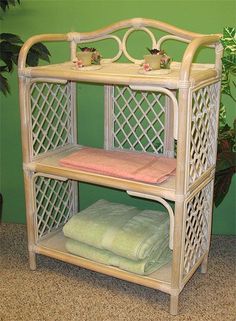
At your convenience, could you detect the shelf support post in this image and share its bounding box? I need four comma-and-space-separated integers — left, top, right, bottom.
126, 190, 174, 250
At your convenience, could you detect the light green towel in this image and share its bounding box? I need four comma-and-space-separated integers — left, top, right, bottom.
63, 199, 170, 261
65, 237, 171, 275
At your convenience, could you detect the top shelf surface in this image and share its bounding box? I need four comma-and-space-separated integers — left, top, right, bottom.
20, 62, 218, 89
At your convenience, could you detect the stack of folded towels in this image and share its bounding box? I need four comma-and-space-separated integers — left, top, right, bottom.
63, 199, 172, 275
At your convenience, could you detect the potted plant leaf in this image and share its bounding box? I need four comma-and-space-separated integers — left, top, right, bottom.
0, 1, 51, 95
214, 27, 236, 207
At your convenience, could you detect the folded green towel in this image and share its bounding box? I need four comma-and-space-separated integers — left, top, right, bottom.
65, 237, 171, 275
63, 199, 170, 261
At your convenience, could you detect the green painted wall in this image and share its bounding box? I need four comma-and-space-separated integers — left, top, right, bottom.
0, 0, 235, 234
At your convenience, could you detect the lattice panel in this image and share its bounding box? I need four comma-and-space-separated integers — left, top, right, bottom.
34, 176, 75, 240
111, 86, 166, 154
183, 182, 213, 275
189, 83, 219, 184
30, 82, 73, 158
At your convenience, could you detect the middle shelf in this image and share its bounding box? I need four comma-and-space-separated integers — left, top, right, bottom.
25, 145, 176, 201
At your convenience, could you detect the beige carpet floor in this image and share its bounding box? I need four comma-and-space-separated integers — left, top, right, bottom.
0, 223, 235, 321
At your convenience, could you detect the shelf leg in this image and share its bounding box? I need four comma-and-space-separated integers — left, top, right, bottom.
170, 293, 179, 315
29, 251, 37, 270
200, 253, 209, 274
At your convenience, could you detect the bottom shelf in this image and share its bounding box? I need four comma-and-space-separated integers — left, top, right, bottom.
35, 230, 172, 294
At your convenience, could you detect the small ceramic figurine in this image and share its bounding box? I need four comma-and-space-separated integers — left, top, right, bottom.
73, 46, 102, 68
143, 48, 171, 71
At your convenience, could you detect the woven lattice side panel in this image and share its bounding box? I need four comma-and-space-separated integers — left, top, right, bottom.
183, 182, 213, 276
189, 83, 220, 185
34, 176, 75, 240
30, 82, 73, 158
111, 86, 167, 154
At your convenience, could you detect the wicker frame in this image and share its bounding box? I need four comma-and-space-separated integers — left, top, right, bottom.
18, 18, 223, 315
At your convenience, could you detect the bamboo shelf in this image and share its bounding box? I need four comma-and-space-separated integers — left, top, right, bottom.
36, 230, 172, 293
18, 18, 223, 315
19, 61, 218, 88
25, 144, 176, 201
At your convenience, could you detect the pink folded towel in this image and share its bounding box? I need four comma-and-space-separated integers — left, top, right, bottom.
59, 147, 176, 184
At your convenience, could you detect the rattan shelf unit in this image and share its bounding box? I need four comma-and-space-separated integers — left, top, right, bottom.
18, 18, 222, 315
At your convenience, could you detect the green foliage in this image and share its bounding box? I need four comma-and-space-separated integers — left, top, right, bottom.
221, 27, 236, 55
0, 33, 51, 95
220, 27, 236, 102
0, 1, 51, 95
214, 27, 236, 207
0, 33, 23, 72
0, 0, 20, 12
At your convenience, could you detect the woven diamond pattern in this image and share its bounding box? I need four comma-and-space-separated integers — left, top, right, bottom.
189, 83, 219, 184
112, 86, 166, 154
34, 176, 74, 240
183, 182, 212, 275
30, 82, 73, 157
